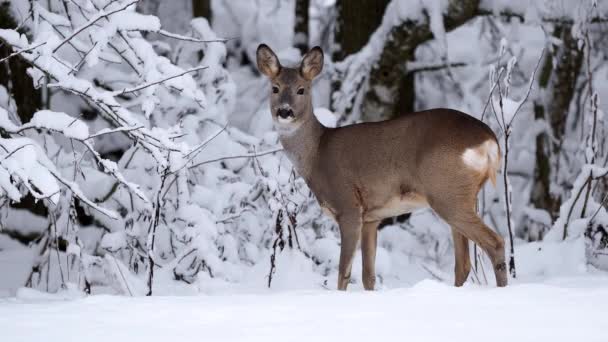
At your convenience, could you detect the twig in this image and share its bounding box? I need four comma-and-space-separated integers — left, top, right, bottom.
563, 168, 608, 239
215, 208, 254, 223
111, 66, 208, 96
53, 0, 139, 53
69, 41, 98, 75
188, 147, 283, 170
110, 253, 133, 296
589, 191, 608, 224
157, 30, 233, 43
0, 143, 34, 162
481, 68, 505, 123
45, 164, 119, 219
86, 125, 145, 139
507, 48, 545, 126
0, 41, 47, 64
183, 124, 227, 159
146, 168, 169, 296
407, 61, 467, 74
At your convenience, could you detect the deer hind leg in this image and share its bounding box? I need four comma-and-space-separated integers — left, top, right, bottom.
337, 213, 362, 290
431, 200, 507, 287
361, 220, 380, 290
451, 228, 471, 287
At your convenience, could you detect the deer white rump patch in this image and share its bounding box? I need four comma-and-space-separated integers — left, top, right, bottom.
462, 140, 500, 172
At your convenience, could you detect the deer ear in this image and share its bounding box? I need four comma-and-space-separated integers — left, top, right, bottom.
256, 44, 281, 78
300, 46, 324, 80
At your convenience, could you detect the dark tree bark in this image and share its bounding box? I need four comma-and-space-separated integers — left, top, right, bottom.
330, 0, 390, 114
192, 0, 212, 22
294, 0, 310, 55
0, 1, 41, 124
0, 2, 47, 235
531, 25, 583, 220
361, 0, 479, 121
332, 0, 390, 62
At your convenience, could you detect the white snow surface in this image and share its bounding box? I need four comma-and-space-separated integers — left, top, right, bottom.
1, 276, 607, 342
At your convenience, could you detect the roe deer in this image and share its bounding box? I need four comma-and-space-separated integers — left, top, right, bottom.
256, 44, 507, 290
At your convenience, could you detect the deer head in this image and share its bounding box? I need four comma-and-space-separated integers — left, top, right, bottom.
256, 44, 323, 134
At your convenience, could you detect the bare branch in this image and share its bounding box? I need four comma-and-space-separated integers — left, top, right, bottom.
188, 147, 284, 170
110, 66, 208, 96
481, 68, 505, 123
157, 30, 233, 43
53, 0, 139, 53
86, 125, 145, 139
0, 41, 46, 64
407, 61, 467, 74
508, 48, 545, 126
45, 164, 119, 219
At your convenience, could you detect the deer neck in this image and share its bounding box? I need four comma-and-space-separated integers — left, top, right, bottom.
278, 112, 325, 180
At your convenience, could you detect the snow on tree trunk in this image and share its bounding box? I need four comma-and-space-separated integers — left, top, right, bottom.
361, 0, 479, 121
531, 24, 583, 222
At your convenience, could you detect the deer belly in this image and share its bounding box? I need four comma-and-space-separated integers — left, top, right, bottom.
364, 193, 428, 222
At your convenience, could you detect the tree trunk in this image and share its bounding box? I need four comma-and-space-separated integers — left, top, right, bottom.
0, 2, 41, 124
530, 25, 583, 221
330, 0, 390, 113
332, 0, 390, 62
361, 0, 479, 121
192, 0, 212, 21
0, 2, 47, 238
294, 0, 310, 55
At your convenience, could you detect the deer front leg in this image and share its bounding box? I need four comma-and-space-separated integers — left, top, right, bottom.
361, 220, 380, 290
337, 214, 362, 291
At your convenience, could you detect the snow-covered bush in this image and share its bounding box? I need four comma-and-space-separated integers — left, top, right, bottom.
0, 0, 330, 295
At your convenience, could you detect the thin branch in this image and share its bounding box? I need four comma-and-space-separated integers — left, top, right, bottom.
45, 164, 119, 219
508, 48, 545, 126
110, 66, 208, 96
563, 168, 608, 239
183, 124, 227, 158
0, 144, 34, 162
80, 140, 150, 203
475, 8, 608, 24
407, 61, 467, 74
157, 30, 233, 43
0, 41, 47, 64
70, 41, 98, 75
53, 0, 139, 53
188, 147, 284, 170
589, 191, 608, 224
481, 68, 505, 123
86, 125, 145, 139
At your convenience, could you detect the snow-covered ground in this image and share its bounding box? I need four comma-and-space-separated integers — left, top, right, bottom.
2, 275, 607, 342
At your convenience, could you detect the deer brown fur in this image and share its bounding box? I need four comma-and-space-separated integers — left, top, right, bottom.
256, 44, 507, 290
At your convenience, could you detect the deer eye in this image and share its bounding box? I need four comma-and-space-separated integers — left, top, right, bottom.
272, 86, 279, 94
297, 88, 305, 95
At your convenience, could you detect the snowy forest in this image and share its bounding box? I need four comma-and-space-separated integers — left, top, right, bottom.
0, 0, 607, 340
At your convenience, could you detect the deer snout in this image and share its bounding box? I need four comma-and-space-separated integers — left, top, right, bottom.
276, 108, 294, 119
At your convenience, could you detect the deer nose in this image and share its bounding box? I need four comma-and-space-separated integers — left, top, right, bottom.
277, 108, 294, 119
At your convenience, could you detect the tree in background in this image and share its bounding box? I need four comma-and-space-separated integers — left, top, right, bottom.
192, 0, 212, 21
294, 0, 309, 55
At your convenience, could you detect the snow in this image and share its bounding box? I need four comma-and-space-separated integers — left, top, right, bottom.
1, 277, 608, 342
314, 107, 338, 128
28, 110, 90, 140
1, 0, 607, 323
